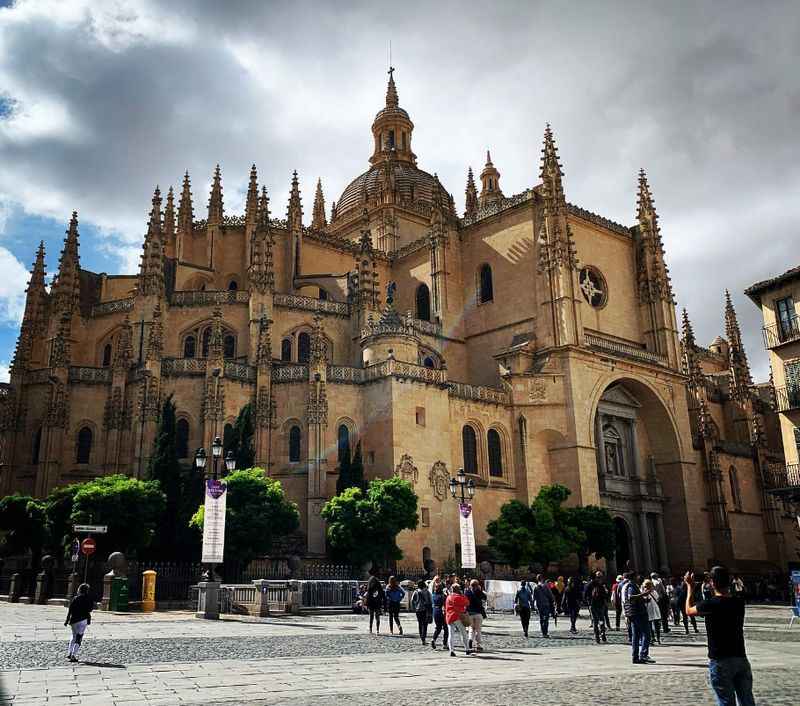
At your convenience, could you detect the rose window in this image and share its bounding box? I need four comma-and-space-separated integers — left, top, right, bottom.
579, 266, 607, 308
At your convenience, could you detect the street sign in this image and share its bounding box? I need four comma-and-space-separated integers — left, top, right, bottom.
73, 524, 107, 534
81, 538, 97, 556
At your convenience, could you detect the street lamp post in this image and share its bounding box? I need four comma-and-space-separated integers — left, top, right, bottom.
449, 468, 476, 575
449, 467, 476, 504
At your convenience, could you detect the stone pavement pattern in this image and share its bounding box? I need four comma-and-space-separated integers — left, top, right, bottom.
1, 604, 798, 704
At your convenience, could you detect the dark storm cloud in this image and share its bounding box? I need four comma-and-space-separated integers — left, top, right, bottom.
1, 0, 798, 378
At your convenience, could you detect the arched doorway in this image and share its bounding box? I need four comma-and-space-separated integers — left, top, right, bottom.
614, 517, 631, 572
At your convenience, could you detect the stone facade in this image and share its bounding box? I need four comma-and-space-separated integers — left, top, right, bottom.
0, 71, 797, 574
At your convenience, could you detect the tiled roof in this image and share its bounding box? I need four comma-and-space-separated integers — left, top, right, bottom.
745, 265, 800, 301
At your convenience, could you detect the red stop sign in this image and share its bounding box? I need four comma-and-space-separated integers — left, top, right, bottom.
81, 538, 96, 556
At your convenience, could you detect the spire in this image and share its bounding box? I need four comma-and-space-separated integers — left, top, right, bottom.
287, 170, 303, 232
464, 167, 478, 219
725, 290, 753, 397
540, 125, 564, 206
249, 186, 274, 294
163, 186, 176, 247
207, 164, 224, 224
177, 171, 194, 234
245, 164, 259, 225
681, 309, 703, 390
330, 200, 338, 222
312, 178, 327, 230
137, 186, 165, 297
635, 169, 674, 303
386, 66, 399, 108
12, 241, 48, 371
51, 211, 81, 315
479, 150, 503, 207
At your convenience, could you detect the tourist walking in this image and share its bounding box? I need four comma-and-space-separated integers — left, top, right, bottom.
385, 576, 405, 635
564, 576, 582, 633
623, 572, 653, 664
641, 578, 662, 645
365, 576, 385, 634
676, 578, 699, 634
515, 580, 534, 637
533, 574, 555, 637
465, 579, 487, 651
64, 583, 93, 662
684, 566, 755, 706
555, 576, 566, 613
588, 572, 609, 644
430, 576, 449, 650
445, 584, 471, 656
411, 579, 433, 645
611, 574, 624, 631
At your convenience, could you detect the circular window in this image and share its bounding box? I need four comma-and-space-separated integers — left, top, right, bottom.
579, 266, 608, 308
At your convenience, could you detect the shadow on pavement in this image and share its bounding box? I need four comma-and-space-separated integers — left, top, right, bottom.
473, 655, 525, 662
79, 661, 126, 668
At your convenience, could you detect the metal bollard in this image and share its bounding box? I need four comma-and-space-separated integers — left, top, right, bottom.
141, 570, 156, 612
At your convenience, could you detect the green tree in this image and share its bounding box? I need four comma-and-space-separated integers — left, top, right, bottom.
190, 468, 299, 571
322, 476, 418, 570
70, 475, 166, 557
336, 440, 365, 494
0, 494, 46, 565
224, 404, 256, 471
485, 500, 537, 569
336, 442, 352, 495
42, 484, 82, 562
567, 504, 616, 575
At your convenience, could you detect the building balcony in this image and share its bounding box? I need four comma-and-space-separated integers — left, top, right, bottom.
773, 385, 800, 412
761, 462, 800, 497
762, 316, 800, 349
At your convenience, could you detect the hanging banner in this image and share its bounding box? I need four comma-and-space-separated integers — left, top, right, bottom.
791, 570, 800, 615
201, 479, 227, 565
459, 502, 477, 569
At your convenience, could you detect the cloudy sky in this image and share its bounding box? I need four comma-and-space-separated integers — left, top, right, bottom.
0, 0, 798, 381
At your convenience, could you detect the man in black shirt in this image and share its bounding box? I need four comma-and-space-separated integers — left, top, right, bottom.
684, 566, 754, 706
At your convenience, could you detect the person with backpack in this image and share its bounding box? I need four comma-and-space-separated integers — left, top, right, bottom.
430, 576, 448, 650
445, 584, 471, 656
533, 574, 555, 637
411, 579, 433, 645
385, 575, 405, 635
465, 579, 487, 652
64, 583, 94, 662
515, 579, 534, 637
365, 576, 385, 634
622, 572, 654, 664
588, 572, 609, 644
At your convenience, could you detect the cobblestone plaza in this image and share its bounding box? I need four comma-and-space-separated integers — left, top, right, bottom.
1, 603, 798, 705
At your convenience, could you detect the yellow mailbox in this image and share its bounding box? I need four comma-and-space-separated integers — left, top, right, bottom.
141, 569, 156, 612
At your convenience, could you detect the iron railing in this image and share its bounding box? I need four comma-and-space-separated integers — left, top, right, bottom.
762, 316, 800, 349
774, 385, 800, 412
584, 332, 668, 365
762, 462, 800, 494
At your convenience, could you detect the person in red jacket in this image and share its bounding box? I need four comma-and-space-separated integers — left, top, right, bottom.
445, 584, 471, 657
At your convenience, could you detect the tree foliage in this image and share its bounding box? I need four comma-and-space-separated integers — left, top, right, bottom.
322, 476, 418, 569
0, 494, 46, 563
566, 503, 617, 573
190, 468, 299, 569
336, 440, 365, 495
42, 484, 82, 562
224, 404, 256, 471
70, 475, 166, 557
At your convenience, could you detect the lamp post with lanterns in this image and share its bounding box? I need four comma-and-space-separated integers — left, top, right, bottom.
449, 467, 475, 503
449, 468, 477, 572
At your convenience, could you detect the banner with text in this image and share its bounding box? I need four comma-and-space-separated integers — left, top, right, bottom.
201, 479, 227, 565
459, 502, 477, 569
792, 570, 800, 615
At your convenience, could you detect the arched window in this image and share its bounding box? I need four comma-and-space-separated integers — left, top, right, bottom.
729, 466, 742, 510
76, 427, 92, 464
281, 338, 292, 362
176, 418, 190, 460
223, 334, 235, 359
423, 356, 435, 369
184, 335, 196, 359
102, 343, 112, 367
479, 264, 493, 303
318, 288, 328, 301
223, 423, 234, 455
462, 425, 478, 475
488, 429, 503, 477
297, 332, 311, 364
201, 329, 211, 357
32, 427, 42, 465
337, 424, 351, 466
416, 284, 431, 322
289, 425, 302, 463
227, 280, 238, 291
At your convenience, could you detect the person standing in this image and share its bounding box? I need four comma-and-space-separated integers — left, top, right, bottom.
64, 583, 93, 662
411, 579, 433, 645
430, 576, 449, 650
676, 578, 700, 634
445, 584, 471, 656
588, 572, 609, 644
564, 576, 582, 634
651, 573, 671, 634
515, 580, 534, 637
623, 572, 653, 664
611, 574, 624, 631
385, 576, 405, 636
365, 576, 385, 634
641, 578, 662, 645
465, 579, 487, 652
555, 576, 566, 613
684, 566, 755, 706
533, 574, 555, 637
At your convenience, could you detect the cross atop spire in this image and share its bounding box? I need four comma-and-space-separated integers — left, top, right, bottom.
208, 164, 224, 224
312, 177, 327, 230
386, 66, 399, 108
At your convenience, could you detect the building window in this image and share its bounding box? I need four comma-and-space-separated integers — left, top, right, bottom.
184, 335, 196, 359
102, 343, 112, 367
228, 280, 238, 291
281, 338, 292, 362
794, 427, 800, 460
223, 423, 234, 455
297, 332, 311, 364
415, 407, 426, 427
488, 177, 493, 191
76, 427, 92, 464
462, 425, 478, 475
201, 329, 211, 358
423, 356, 435, 369
289, 425, 302, 463
368, 450, 375, 464
488, 429, 503, 477
223, 334, 236, 359
729, 466, 742, 511
32, 427, 42, 465
579, 266, 608, 308
388, 130, 395, 148
776, 296, 796, 342
319, 288, 328, 301
421, 507, 430, 527
176, 418, 190, 460
337, 424, 350, 466
402, 132, 407, 150
786, 361, 800, 407
416, 283, 431, 322
478, 264, 493, 304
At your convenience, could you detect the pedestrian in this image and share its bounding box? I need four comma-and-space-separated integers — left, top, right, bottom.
611, 574, 624, 631
430, 576, 449, 650
731, 574, 745, 598
64, 583, 93, 662
622, 571, 654, 664
641, 578, 662, 645
411, 579, 433, 645
702, 572, 714, 600
385, 576, 405, 635
515, 579, 534, 637
684, 566, 755, 706
533, 574, 555, 637
588, 572, 609, 644
676, 577, 699, 634
465, 578, 487, 652
445, 584, 471, 656
555, 576, 566, 613
564, 576, 582, 633
365, 575, 385, 634
650, 573, 670, 634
